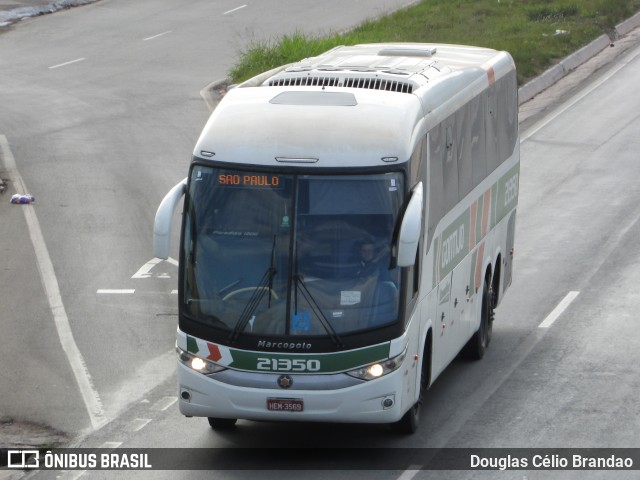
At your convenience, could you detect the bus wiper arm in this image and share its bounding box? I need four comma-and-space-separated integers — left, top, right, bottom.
227, 267, 276, 343
228, 236, 277, 344
294, 275, 344, 348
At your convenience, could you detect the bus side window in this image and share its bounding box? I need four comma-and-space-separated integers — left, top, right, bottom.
428, 126, 445, 240
497, 72, 518, 162
442, 118, 459, 212
456, 105, 473, 199
485, 86, 500, 174
471, 95, 487, 189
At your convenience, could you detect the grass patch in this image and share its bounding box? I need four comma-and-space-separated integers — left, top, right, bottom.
527, 5, 579, 23
229, 0, 640, 85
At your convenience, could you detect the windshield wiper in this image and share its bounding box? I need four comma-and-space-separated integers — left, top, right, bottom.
228, 236, 277, 344
294, 274, 345, 348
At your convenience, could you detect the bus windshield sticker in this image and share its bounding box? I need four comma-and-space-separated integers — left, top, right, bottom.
340, 291, 361, 306
291, 312, 311, 334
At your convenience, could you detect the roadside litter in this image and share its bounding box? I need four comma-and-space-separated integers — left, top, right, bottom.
10, 194, 35, 204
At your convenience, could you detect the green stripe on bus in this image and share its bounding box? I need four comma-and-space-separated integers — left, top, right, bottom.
433, 209, 470, 289
187, 335, 199, 354
431, 164, 519, 290
495, 163, 520, 223
227, 342, 391, 374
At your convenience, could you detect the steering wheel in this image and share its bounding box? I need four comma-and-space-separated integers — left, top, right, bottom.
222, 286, 279, 301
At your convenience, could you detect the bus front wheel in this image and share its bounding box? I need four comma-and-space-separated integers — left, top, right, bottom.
464, 278, 494, 360
207, 417, 237, 430
390, 351, 428, 434
391, 402, 420, 434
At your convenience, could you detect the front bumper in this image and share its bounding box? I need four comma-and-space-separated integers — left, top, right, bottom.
177, 362, 412, 424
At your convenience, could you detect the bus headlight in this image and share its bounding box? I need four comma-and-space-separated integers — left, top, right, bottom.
176, 346, 226, 375
346, 349, 407, 381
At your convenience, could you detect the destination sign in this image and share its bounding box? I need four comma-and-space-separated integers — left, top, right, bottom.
217, 174, 282, 188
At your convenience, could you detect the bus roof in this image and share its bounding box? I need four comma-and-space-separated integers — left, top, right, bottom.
194, 43, 515, 168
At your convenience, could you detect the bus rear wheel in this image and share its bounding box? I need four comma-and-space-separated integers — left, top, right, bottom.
207, 417, 237, 430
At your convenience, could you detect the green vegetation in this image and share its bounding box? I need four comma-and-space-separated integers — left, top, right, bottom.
229, 0, 640, 85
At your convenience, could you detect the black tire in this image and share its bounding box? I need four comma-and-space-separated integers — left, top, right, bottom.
390, 353, 428, 434
464, 279, 494, 360
207, 417, 237, 430
391, 402, 420, 434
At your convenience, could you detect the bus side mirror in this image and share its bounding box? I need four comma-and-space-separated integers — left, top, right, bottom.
153, 178, 187, 260
396, 182, 423, 267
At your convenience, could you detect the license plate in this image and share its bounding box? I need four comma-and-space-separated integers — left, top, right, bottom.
267, 398, 304, 412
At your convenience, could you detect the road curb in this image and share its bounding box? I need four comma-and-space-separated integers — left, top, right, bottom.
616, 10, 640, 36
518, 12, 640, 104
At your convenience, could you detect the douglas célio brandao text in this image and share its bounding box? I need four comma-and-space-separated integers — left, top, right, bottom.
470, 453, 634, 470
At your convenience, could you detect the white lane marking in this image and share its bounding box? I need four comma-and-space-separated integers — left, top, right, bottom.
101, 441, 123, 449
538, 291, 580, 329
143, 30, 172, 41
152, 396, 178, 411
396, 465, 422, 480
0, 135, 106, 430
166, 257, 179, 267
521, 43, 640, 143
130, 418, 152, 432
97, 289, 136, 294
171, 290, 178, 295
48, 57, 86, 70
132, 258, 163, 278
223, 4, 247, 15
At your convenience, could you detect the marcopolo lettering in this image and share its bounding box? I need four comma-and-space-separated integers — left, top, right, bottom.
257, 340, 312, 350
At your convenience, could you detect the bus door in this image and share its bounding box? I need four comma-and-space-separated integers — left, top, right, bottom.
432, 272, 453, 372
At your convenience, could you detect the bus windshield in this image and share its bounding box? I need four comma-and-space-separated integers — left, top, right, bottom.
182, 166, 404, 339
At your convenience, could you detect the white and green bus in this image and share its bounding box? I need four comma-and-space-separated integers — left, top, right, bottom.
154, 43, 519, 433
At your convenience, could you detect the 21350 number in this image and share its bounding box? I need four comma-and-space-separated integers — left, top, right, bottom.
256, 358, 321, 372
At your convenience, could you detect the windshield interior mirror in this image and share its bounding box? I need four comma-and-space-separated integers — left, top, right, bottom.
396, 182, 423, 267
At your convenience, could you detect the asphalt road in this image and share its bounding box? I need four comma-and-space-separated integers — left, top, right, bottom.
0, 0, 420, 435
2, 1, 640, 479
